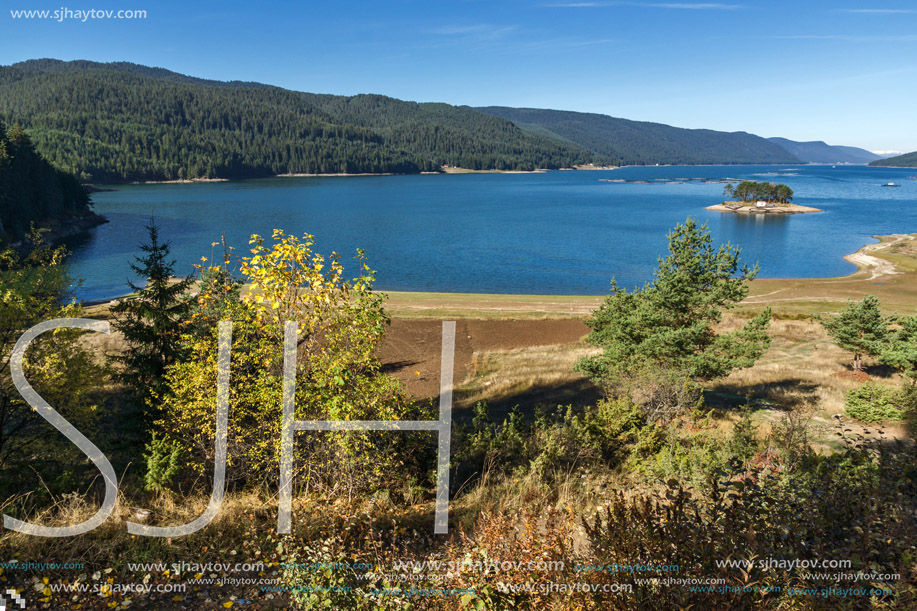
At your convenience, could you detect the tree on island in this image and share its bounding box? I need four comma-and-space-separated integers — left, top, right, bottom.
724, 181, 793, 204
820, 295, 892, 371
576, 218, 772, 420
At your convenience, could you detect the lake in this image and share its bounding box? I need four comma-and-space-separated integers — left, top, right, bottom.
68, 165, 917, 302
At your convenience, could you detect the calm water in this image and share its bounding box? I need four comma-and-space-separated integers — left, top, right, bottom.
68, 165, 917, 301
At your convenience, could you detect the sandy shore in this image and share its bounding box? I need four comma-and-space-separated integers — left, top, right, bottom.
127, 178, 229, 185
96, 165, 622, 185
843, 234, 914, 280
706, 201, 823, 214
441, 167, 547, 174
84, 233, 917, 319
276, 172, 394, 178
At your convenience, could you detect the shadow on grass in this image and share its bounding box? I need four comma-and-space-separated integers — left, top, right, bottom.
862, 364, 898, 379
705, 378, 821, 411
380, 359, 421, 375
454, 378, 603, 425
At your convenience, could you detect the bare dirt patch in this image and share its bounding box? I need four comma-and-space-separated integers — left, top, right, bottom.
379, 318, 589, 400
836, 369, 872, 382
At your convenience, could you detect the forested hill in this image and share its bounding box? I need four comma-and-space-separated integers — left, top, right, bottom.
0, 120, 97, 242
476, 106, 800, 166
870, 151, 917, 168
0, 60, 604, 182
767, 137, 881, 164
0, 59, 807, 182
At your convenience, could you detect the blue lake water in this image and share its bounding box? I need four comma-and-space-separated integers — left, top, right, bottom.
68, 165, 917, 302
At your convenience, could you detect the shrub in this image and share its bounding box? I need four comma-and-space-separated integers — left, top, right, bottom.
455, 399, 653, 486
726, 405, 758, 461
583, 430, 917, 609
898, 382, 917, 435
0, 229, 108, 489
143, 433, 182, 493
844, 382, 904, 422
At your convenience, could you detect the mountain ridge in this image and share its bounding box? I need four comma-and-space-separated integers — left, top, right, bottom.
476, 106, 800, 166
870, 151, 917, 168
0, 59, 603, 181
767, 137, 881, 164
0, 59, 823, 182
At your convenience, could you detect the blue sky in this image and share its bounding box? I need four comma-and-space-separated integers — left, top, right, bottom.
2, 0, 916, 152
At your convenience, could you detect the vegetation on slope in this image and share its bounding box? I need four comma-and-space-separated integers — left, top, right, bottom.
870, 150, 917, 168
767, 137, 881, 164
477, 106, 801, 166
0, 59, 605, 182
0, 60, 821, 182
0, 120, 96, 241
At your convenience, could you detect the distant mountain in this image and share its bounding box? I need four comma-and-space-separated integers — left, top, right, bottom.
476, 107, 800, 166
767, 137, 881, 164
0, 59, 809, 183
0, 59, 604, 181
870, 151, 917, 168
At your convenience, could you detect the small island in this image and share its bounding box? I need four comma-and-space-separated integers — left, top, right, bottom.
706, 180, 822, 214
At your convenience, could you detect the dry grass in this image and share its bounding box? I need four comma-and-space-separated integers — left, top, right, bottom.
710, 314, 910, 449
0, 488, 280, 566
382, 291, 603, 320
454, 462, 624, 525
454, 343, 600, 417
446, 312, 913, 453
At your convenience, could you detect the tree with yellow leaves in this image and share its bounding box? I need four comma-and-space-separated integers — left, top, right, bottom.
151, 230, 430, 497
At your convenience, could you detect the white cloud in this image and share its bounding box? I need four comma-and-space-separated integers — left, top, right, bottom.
545, 1, 742, 8
838, 8, 917, 14
767, 34, 917, 42
428, 22, 616, 53
652, 2, 741, 7
434, 24, 518, 38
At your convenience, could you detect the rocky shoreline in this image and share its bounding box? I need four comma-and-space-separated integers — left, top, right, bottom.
9, 211, 108, 250
706, 201, 822, 215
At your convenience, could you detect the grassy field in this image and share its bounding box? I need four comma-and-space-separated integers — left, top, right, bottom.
380, 291, 602, 319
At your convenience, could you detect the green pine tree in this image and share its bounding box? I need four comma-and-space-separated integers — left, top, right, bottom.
110, 219, 192, 402
880, 315, 917, 382
820, 295, 892, 371
576, 219, 772, 414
